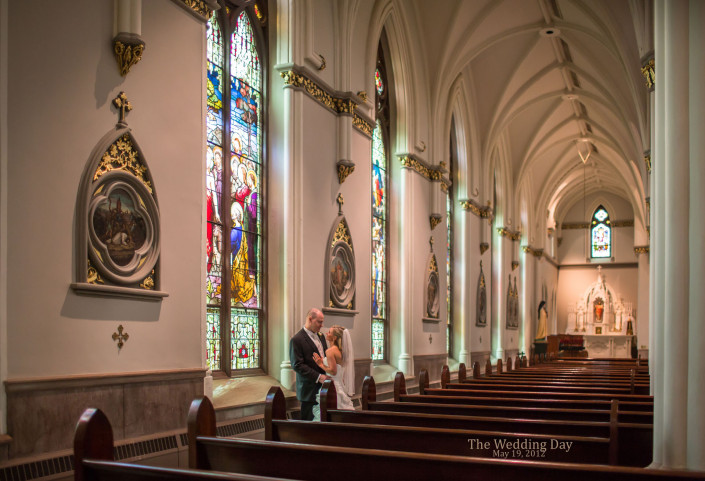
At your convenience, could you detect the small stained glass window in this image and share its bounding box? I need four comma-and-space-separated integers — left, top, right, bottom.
591, 206, 611, 258
375, 68, 384, 96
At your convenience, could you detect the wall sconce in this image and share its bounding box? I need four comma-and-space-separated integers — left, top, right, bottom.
113, 0, 145, 76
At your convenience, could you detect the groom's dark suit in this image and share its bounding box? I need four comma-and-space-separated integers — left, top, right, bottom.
290, 327, 328, 420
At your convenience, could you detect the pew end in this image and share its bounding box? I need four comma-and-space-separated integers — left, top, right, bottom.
394, 372, 406, 401
74, 408, 114, 481
361, 376, 376, 410
187, 397, 216, 469
419, 369, 430, 395
441, 365, 450, 389
472, 361, 480, 379
319, 380, 337, 421
264, 386, 286, 438
458, 363, 467, 382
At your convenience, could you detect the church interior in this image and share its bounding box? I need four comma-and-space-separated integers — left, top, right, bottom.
1, 0, 704, 478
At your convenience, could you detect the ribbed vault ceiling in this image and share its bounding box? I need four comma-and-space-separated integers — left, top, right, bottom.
412, 0, 649, 233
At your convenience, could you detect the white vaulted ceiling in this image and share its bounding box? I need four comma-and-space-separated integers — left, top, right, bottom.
411, 0, 649, 238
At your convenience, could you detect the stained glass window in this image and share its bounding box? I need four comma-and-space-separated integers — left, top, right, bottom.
372, 42, 390, 362
591, 205, 611, 258
206, 6, 265, 374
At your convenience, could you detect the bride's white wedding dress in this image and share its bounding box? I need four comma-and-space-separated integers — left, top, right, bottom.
312, 357, 354, 421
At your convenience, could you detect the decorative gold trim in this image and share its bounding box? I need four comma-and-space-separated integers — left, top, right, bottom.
317, 55, 326, 71
480, 243, 489, 255
140, 271, 156, 290
113, 36, 145, 77
561, 222, 590, 230
280, 67, 374, 138
562, 220, 633, 229
353, 113, 373, 137
497, 227, 521, 241
634, 246, 650, 255
112, 325, 129, 350
460, 199, 493, 219
522, 245, 544, 258
336, 160, 355, 184
177, 0, 214, 19
430, 214, 442, 230
441, 183, 448, 193
87, 260, 104, 285
641, 58, 655, 90
399, 154, 443, 181
511, 261, 519, 271
94, 133, 153, 193
644, 154, 651, 173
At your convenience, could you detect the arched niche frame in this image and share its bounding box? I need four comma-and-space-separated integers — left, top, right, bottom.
72, 99, 167, 300
323, 197, 358, 317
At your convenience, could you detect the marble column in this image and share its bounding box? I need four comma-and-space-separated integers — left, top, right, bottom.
491, 227, 505, 361
652, 0, 705, 470
520, 247, 536, 357
687, 0, 705, 470
635, 249, 649, 356
456, 205, 471, 367
397, 166, 413, 376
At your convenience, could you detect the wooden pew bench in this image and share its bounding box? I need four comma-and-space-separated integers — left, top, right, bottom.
74, 408, 289, 481
186, 394, 704, 481
329, 378, 652, 467
259, 384, 620, 465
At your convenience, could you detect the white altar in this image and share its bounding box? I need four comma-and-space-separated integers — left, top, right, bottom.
566, 267, 635, 359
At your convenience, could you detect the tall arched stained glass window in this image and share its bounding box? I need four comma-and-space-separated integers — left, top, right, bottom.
206, 3, 266, 375
372, 42, 390, 362
590, 205, 611, 258
446, 122, 456, 357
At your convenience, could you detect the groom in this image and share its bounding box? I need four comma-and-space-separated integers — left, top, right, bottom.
290, 308, 328, 421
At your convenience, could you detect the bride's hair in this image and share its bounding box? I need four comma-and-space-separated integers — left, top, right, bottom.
328, 325, 345, 352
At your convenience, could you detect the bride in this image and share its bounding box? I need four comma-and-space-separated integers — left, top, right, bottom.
311, 325, 355, 420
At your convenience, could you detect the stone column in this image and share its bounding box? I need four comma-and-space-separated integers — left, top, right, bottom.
456, 205, 471, 367
397, 165, 413, 376
520, 247, 536, 357
635, 248, 649, 357
491, 227, 505, 361
652, 0, 703, 469
687, 0, 705, 470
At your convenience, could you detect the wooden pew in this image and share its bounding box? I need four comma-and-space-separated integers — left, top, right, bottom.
329, 377, 653, 467
74, 408, 286, 481
388, 372, 652, 422
187, 395, 705, 481
261, 384, 621, 465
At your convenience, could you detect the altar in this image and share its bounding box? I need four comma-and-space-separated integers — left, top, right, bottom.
565, 267, 635, 359
583, 334, 634, 359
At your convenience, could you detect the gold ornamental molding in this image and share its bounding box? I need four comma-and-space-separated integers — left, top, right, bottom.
279, 67, 374, 138
171, 0, 217, 21
497, 227, 521, 241
634, 246, 650, 255
644, 151, 651, 173
641, 56, 655, 90
480, 243, 489, 255
430, 214, 442, 230
336, 159, 355, 184
511, 261, 519, 271
113, 34, 145, 77
522, 246, 544, 258
562, 220, 633, 230
460, 199, 493, 219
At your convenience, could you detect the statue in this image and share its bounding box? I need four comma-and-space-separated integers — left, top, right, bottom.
535, 300, 547, 340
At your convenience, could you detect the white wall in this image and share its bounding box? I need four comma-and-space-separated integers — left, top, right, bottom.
5, 0, 204, 378
556, 192, 638, 335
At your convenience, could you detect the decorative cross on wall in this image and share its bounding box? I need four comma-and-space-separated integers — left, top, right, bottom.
112, 325, 129, 350
113, 91, 133, 126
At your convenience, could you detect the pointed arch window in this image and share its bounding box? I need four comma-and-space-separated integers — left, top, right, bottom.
371, 42, 390, 362
590, 205, 611, 258
206, 3, 266, 375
